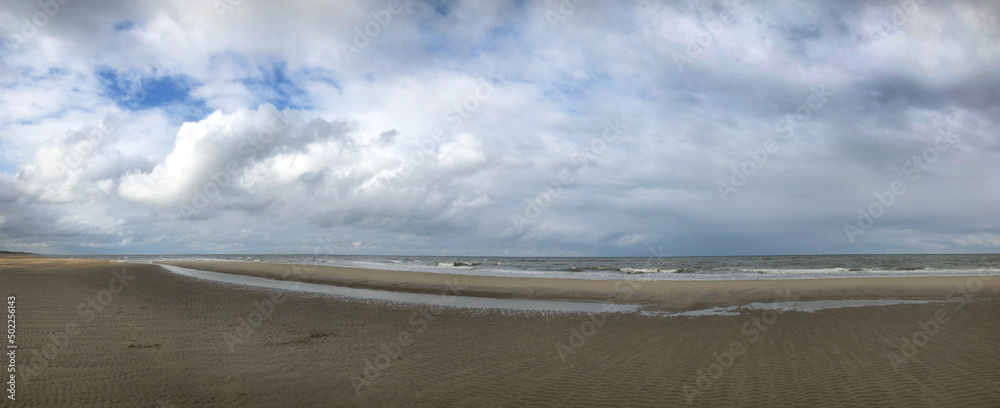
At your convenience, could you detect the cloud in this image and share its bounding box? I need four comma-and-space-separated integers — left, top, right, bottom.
0, 0, 998, 255
118, 104, 312, 206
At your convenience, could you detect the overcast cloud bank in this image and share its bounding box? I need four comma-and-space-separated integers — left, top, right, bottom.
1, 0, 998, 255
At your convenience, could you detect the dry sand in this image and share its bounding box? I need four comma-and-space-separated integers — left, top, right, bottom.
5, 256, 1000, 407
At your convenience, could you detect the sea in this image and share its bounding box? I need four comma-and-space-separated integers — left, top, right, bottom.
65, 253, 1000, 281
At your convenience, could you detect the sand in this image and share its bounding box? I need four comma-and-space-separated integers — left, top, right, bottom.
159, 260, 1000, 310
5, 256, 1000, 407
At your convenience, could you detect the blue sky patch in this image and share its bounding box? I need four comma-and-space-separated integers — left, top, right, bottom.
114, 20, 135, 32
300, 68, 342, 91
240, 63, 311, 110
0, 158, 14, 174
429, 0, 451, 16
97, 68, 200, 109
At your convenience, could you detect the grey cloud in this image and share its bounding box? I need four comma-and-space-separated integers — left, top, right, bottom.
1, 0, 998, 255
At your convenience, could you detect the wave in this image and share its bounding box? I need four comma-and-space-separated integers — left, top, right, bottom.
437, 261, 480, 268
619, 267, 677, 274
738, 267, 938, 274
558, 266, 608, 272
738, 268, 854, 274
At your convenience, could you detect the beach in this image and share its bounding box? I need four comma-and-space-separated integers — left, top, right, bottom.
5, 256, 1000, 406
159, 260, 1000, 310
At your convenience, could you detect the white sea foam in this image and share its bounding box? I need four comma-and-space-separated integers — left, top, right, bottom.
437, 261, 478, 268
619, 267, 676, 274
737, 267, 855, 275
641, 299, 939, 317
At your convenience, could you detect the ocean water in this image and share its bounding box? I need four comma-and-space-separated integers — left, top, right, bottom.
69, 253, 1000, 281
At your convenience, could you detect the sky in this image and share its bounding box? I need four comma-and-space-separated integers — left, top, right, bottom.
0, 0, 998, 256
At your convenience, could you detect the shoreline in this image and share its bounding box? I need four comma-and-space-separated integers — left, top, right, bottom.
156, 260, 1000, 310
82, 253, 1000, 281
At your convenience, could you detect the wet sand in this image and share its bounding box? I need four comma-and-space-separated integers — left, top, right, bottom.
5, 256, 1000, 407
159, 260, 1000, 310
